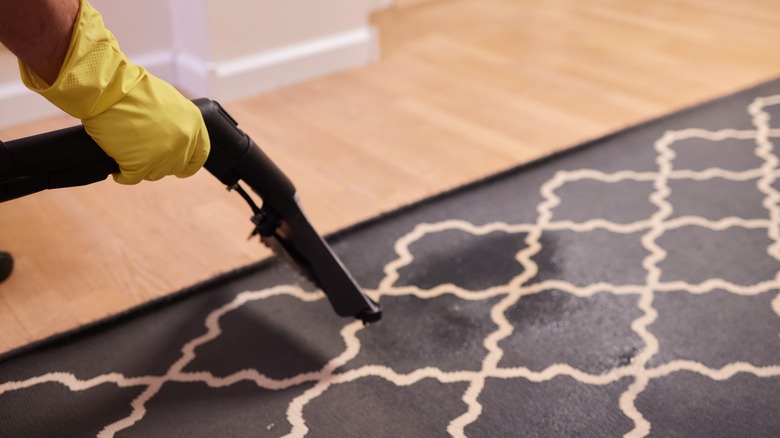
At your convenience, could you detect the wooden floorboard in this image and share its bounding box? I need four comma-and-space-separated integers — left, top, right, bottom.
2, 0, 780, 353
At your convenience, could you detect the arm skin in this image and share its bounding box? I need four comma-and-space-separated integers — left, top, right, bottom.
0, 0, 80, 85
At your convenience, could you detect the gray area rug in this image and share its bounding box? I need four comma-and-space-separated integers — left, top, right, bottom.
1, 80, 780, 437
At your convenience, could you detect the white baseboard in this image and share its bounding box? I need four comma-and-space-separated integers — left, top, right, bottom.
0, 26, 377, 129
174, 26, 378, 102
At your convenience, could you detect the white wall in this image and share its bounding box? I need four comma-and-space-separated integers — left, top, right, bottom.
0, 0, 386, 129
92, 0, 177, 81
173, 0, 380, 101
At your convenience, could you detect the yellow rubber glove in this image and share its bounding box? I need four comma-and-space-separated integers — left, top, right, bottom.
18, 0, 209, 184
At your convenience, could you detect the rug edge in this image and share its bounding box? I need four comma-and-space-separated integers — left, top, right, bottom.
2, 75, 778, 364
328, 76, 780, 241
0, 258, 277, 364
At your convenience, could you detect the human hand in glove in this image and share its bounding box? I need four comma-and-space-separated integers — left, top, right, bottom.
14, 0, 209, 184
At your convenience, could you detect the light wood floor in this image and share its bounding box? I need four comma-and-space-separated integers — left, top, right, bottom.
2, 0, 780, 354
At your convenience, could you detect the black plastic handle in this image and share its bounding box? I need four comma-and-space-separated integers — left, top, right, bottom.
0, 99, 296, 203
193, 98, 297, 209
0, 125, 118, 201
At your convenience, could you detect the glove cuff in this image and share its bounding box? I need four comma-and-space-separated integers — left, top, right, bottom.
19, 0, 145, 119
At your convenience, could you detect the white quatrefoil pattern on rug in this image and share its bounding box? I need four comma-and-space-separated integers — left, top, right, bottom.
1, 86, 780, 438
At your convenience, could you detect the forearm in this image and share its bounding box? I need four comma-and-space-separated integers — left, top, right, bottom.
0, 0, 80, 84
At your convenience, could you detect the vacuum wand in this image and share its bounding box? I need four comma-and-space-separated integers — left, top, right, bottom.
0, 98, 381, 323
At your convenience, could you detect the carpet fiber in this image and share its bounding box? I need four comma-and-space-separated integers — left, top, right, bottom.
2, 80, 780, 437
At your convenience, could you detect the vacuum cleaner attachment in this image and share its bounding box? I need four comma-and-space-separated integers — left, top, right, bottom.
0, 98, 381, 323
